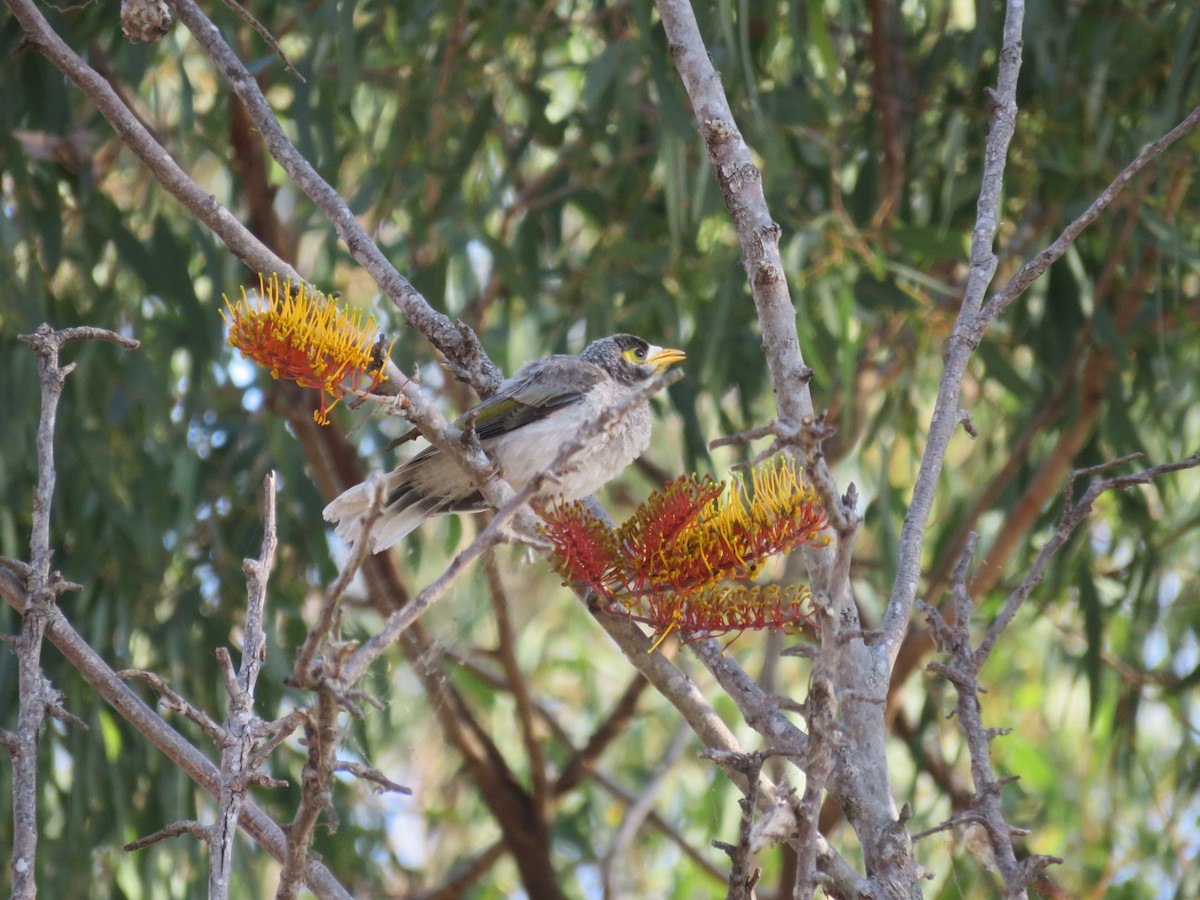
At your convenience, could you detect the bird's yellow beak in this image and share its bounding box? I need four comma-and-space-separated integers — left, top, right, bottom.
646, 345, 687, 371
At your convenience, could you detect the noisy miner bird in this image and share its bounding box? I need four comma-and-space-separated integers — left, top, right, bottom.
323, 333, 686, 552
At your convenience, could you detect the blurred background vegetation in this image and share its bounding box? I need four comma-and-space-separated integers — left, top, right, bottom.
2, 0, 1199, 896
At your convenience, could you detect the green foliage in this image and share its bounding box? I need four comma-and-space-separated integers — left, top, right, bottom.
2, 0, 1199, 896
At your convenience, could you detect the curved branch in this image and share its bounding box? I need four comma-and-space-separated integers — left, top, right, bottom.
6, 0, 299, 284
165, 0, 502, 394
653, 0, 811, 426
878, 0, 1026, 666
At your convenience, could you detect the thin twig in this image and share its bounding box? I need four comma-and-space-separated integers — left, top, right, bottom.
248, 709, 307, 772
793, 673, 838, 899
124, 820, 210, 853
921, 534, 1035, 896
973, 101, 1200, 337
6, 324, 136, 899
278, 687, 340, 900
702, 749, 765, 900
909, 810, 986, 843
210, 472, 278, 899
218, 0, 305, 81
293, 478, 385, 685
975, 453, 1200, 668
332, 761, 412, 795
118, 669, 227, 745
878, 0, 1026, 669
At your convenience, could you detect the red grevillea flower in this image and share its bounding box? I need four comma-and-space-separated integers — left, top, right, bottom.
540, 458, 830, 646
222, 273, 395, 424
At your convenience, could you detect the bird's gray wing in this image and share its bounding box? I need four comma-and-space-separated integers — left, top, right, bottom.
460, 356, 607, 441
373, 356, 606, 525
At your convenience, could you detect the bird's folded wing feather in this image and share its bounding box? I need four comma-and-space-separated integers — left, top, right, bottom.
462, 356, 606, 440
390, 356, 607, 467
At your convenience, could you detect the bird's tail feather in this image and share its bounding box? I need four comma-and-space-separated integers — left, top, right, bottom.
322, 469, 470, 553
322, 471, 417, 553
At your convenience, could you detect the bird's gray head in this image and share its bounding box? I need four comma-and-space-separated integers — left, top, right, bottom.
581, 333, 687, 384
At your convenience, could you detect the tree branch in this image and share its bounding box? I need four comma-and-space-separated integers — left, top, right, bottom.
209, 472, 278, 899
878, 0, 1026, 667
5, 325, 134, 898
6, 0, 299, 282
0, 571, 351, 900
921, 533, 1059, 898
975, 453, 1200, 669
972, 100, 1200, 338
164, 0, 502, 394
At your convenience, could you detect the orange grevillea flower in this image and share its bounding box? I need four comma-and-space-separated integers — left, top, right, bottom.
541, 458, 830, 646
222, 274, 395, 424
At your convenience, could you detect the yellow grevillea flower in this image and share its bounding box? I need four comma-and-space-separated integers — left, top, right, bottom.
622, 458, 830, 592
541, 457, 829, 645
222, 274, 395, 424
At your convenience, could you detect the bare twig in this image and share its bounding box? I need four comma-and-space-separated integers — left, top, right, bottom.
793, 673, 838, 899
708, 421, 788, 452
278, 686, 341, 900
248, 709, 307, 772
218, 0, 305, 82
909, 809, 987, 843
972, 101, 1200, 337
123, 820, 210, 853
976, 453, 1200, 668
293, 478, 385, 685
332, 760, 412, 795
878, 0, 1026, 668
0, 557, 34, 579
921, 533, 1043, 897
118, 669, 227, 744
276, 474, 403, 897
120, 475, 282, 896
210, 472, 278, 899
5, 324, 136, 898
703, 749, 766, 900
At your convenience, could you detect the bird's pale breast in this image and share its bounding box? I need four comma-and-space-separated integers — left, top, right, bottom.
489, 379, 652, 500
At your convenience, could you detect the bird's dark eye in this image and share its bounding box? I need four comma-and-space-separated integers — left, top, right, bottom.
624, 345, 647, 364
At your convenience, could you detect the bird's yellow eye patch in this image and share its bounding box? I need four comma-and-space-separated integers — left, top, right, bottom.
623, 345, 648, 364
